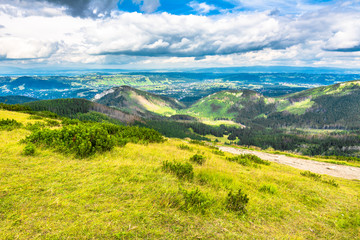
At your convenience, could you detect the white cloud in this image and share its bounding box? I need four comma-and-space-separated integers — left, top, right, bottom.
1, 1, 360, 69
189, 1, 217, 14
0, 37, 58, 59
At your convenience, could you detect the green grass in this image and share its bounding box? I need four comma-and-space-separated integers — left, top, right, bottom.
0, 111, 360, 239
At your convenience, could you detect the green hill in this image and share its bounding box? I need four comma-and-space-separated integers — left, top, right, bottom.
0, 109, 359, 239
182, 90, 265, 120
181, 80, 360, 128
23, 98, 139, 124
93, 86, 185, 118
0, 95, 39, 104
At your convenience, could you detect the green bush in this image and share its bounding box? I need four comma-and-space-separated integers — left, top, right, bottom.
226, 189, 249, 214
178, 144, 193, 151
23, 143, 36, 156
25, 122, 47, 132
25, 123, 116, 158
190, 154, 206, 165
24, 122, 165, 158
300, 171, 322, 181
0, 118, 22, 131
180, 188, 212, 214
259, 184, 277, 194
226, 154, 270, 167
45, 119, 60, 127
212, 150, 225, 156
162, 161, 194, 181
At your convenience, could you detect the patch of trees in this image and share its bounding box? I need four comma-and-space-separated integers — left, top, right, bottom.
24, 99, 92, 117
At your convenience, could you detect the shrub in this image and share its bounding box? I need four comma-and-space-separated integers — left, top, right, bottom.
226, 189, 249, 214
162, 161, 194, 180
180, 187, 212, 213
190, 154, 206, 165
25, 122, 46, 132
189, 140, 206, 146
23, 122, 165, 158
178, 144, 193, 151
25, 123, 116, 158
212, 150, 225, 156
259, 184, 277, 194
300, 171, 322, 181
23, 143, 36, 156
0, 118, 22, 131
226, 154, 270, 167
45, 119, 60, 127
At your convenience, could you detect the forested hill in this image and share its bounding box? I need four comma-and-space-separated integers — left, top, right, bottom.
180, 80, 360, 129
0, 95, 38, 104
23, 98, 139, 123
93, 85, 185, 118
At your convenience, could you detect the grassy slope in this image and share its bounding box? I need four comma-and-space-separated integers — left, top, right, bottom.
95, 86, 184, 117
182, 90, 262, 121
1, 110, 360, 239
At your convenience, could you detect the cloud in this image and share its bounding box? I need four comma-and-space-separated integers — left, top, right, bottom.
189, 1, 217, 14
132, 0, 161, 13
87, 12, 284, 58
12, 0, 120, 18
1, 0, 360, 69
0, 37, 58, 59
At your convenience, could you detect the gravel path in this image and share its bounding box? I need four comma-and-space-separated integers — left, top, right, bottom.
219, 146, 360, 180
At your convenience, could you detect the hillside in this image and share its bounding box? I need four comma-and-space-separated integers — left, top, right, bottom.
183, 90, 264, 120
0, 109, 359, 239
24, 98, 140, 124
180, 80, 360, 128
0, 95, 38, 104
94, 86, 185, 118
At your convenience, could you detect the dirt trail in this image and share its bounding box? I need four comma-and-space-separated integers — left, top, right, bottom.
218, 146, 360, 180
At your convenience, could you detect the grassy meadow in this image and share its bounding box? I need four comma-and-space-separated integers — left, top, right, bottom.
0, 110, 360, 239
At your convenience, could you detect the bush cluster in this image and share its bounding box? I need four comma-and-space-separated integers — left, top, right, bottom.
178, 144, 193, 151
226, 154, 270, 167
180, 188, 213, 214
0, 118, 23, 131
24, 122, 164, 158
190, 154, 206, 165
162, 161, 194, 180
226, 189, 249, 214
23, 144, 36, 156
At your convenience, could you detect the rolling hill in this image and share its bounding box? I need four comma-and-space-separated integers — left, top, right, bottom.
180, 80, 360, 129
0, 95, 39, 104
93, 85, 185, 118
23, 98, 140, 124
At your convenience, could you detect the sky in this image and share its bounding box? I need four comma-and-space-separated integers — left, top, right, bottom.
0, 0, 360, 71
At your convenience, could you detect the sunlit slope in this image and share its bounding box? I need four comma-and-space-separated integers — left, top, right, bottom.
184, 80, 360, 128
0, 110, 359, 239
182, 90, 266, 120
94, 85, 185, 117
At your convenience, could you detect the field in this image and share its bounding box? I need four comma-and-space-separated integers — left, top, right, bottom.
0, 110, 360, 239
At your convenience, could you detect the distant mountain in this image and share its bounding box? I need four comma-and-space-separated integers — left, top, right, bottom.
7, 76, 70, 89
24, 98, 139, 124
0, 95, 39, 104
93, 85, 185, 118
